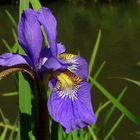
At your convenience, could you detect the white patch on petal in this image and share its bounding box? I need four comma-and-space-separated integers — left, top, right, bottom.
57, 85, 78, 100
41, 57, 48, 65
67, 58, 79, 73
54, 70, 81, 101
38, 57, 48, 69
58, 53, 79, 73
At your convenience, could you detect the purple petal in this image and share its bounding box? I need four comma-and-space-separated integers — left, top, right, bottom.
18, 9, 42, 65
41, 47, 52, 58
57, 43, 65, 55
40, 43, 67, 70
0, 53, 30, 66
44, 57, 68, 70
38, 47, 52, 68
48, 81, 96, 133
59, 53, 88, 80
48, 78, 57, 89
37, 7, 57, 56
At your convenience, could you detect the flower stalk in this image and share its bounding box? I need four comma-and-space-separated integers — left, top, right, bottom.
31, 79, 50, 140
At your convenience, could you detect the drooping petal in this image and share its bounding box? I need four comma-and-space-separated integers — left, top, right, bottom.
0, 64, 36, 80
48, 71, 96, 133
18, 9, 43, 65
37, 7, 57, 56
58, 53, 88, 80
0, 53, 30, 67
44, 57, 68, 70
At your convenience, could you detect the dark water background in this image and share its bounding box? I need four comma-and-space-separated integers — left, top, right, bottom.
0, 2, 140, 140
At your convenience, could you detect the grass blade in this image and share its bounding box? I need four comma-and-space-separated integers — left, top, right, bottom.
30, 0, 41, 11
102, 87, 127, 136
104, 114, 124, 140
5, 10, 17, 28
88, 126, 98, 140
19, 0, 29, 17
121, 77, 140, 86
19, 73, 31, 114
0, 127, 8, 140
2, 39, 12, 52
15, 131, 20, 140
12, 29, 18, 43
58, 125, 63, 140
51, 120, 58, 140
95, 100, 111, 118
79, 129, 84, 140
19, 73, 32, 139
1, 92, 18, 96
72, 130, 78, 140
8, 121, 19, 140
89, 77, 140, 125
0, 109, 10, 124
90, 61, 106, 88
89, 29, 101, 77
93, 61, 106, 80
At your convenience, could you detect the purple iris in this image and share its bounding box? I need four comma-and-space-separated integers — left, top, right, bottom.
0, 7, 96, 133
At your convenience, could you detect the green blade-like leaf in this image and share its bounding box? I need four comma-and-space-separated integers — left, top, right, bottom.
28, 131, 35, 140
0, 127, 8, 140
12, 29, 17, 40
19, 0, 29, 17
89, 77, 140, 125
1, 92, 18, 96
0, 123, 19, 132
15, 131, 20, 140
88, 126, 98, 140
85, 133, 89, 140
102, 87, 127, 136
90, 61, 106, 88
89, 30, 101, 77
19, 73, 32, 139
58, 125, 63, 140
30, 0, 41, 11
104, 114, 124, 140
72, 130, 79, 140
121, 77, 140, 86
5, 10, 17, 28
93, 61, 106, 80
2, 39, 12, 52
12, 43, 18, 53
0, 109, 10, 124
95, 100, 111, 118
19, 74, 31, 113
109, 77, 140, 86
51, 120, 58, 140
8, 122, 19, 140
79, 129, 84, 140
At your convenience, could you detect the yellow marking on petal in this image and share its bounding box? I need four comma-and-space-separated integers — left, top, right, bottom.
54, 70, 81, 90
58, 53, 75, 61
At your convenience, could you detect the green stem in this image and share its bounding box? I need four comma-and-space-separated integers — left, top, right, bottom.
51, 120, 58, 140
32, 81, 50, 140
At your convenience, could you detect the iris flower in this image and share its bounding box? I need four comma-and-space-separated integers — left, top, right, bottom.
0, 7, 96, 133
